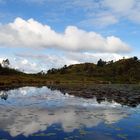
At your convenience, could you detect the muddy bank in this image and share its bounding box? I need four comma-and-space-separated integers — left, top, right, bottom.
0, 83, 46, 91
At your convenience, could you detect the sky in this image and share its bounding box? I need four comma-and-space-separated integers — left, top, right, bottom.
0, 0, 140, 73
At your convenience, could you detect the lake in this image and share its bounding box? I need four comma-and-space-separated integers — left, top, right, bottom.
0, 86, 140, 140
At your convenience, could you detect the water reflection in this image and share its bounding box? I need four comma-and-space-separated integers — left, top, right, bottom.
0, 87, 124, 108
0, 87, 139, 139
0, 106, 130, 137
0, 91, 8, 100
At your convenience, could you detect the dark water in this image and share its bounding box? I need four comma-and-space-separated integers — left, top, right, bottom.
0, 87, 140, 140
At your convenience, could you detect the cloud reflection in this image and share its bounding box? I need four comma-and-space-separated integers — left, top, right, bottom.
0, 87, 130, 137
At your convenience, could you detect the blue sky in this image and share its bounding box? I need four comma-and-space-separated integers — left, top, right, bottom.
0, 0, 140, 73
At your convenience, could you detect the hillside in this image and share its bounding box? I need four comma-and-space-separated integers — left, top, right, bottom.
0, 57, 140, 87
46, 57, 140, 84
0, 63, 47, 87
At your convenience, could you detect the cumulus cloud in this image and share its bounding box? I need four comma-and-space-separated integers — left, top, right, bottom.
0, 54, 79, 73
12, 51, 128, 73
12, 58, 39, 73
15, 53, 79, 72
0, 17, 130, 53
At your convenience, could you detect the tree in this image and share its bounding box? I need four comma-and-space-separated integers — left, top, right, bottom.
97, 59, 106, 67
63, 65, 67, 69
2, 59, 10, 68
59, 65, 67, 74
133, 56, 138, 61
47, 68, 57, 74
37, 70, 45, 76
108, 60, 114, 65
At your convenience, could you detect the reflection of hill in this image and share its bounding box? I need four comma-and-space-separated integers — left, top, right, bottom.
49, 84, 140, 107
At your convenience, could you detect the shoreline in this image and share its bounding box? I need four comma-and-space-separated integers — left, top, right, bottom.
0, 83, 140, 107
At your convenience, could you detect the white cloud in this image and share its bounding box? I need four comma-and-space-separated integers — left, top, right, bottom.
0, 50, 130, 73
14, 54, 79, 73
2, 0, 139, 27
13, 51, 129, 73
102, 0, 140, 24
0, 57, 4, 63
0, 54, 79, 73
128, 8, 140, 23
74, 0, 140, 26
0, 17, 130, 53
21, 59, 28, 65
67, 52, 128, 63
12, 58, 38, 73
80, 13, 118, 27
103, 0, 135, 13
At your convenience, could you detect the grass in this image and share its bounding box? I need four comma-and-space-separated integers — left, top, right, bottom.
0, 75, 48, 88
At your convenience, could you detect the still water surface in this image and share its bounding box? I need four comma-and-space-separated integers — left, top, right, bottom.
0, 86, 140, 140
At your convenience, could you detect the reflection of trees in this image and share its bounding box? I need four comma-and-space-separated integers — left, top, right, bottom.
96, 97, 105, 104
2, 59, 10, 68
49, 85, 140, 108
0, 92, 8, 100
